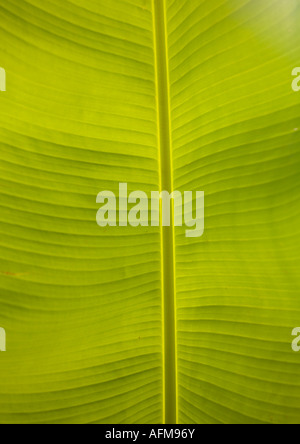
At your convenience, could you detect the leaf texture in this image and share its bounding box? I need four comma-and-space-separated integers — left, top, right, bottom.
168, 0, 300, 424
0, 0, 299, 424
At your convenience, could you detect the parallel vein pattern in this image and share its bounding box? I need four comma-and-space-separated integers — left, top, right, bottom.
1, 0, 300, 425
0, 0, 163, 424
167, 0, 300, 424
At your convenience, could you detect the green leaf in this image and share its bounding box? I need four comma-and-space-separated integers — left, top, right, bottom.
0, 0, 300, 424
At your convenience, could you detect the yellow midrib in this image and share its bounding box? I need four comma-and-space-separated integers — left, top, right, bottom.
152, 0, 178, 425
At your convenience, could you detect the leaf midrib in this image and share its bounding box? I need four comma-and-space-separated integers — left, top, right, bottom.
152, 0, 177, 425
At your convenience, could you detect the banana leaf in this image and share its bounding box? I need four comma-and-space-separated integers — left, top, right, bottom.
0, 0, 300, 424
